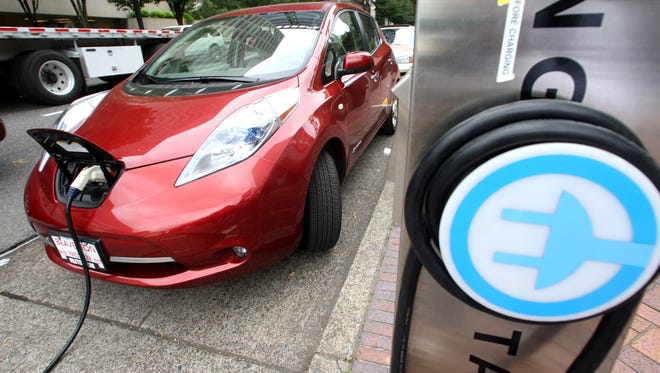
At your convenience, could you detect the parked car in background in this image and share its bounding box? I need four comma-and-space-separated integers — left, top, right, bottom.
183, 29, 226, 58
25, 2, 399, 289
381, 25, 415, 75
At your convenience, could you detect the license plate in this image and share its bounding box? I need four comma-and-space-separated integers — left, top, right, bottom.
51, 234, 108, 271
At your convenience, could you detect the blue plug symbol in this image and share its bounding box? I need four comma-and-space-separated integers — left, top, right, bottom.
493, 191, 654, 289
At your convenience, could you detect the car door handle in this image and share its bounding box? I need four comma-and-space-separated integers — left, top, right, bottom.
371, 72, 380, 80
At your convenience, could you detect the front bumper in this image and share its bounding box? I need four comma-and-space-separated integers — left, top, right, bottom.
25, 154, 308, 288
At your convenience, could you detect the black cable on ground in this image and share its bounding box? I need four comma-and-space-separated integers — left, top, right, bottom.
390, 248, 421, 373
43, 194, 92, 373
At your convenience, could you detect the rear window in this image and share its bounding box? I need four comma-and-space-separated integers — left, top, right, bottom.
359, 13, 381, 53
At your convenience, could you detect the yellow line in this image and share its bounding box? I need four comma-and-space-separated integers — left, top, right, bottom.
498, 0, 509, 5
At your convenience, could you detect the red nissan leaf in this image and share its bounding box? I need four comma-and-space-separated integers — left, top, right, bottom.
23, 2, 399, 288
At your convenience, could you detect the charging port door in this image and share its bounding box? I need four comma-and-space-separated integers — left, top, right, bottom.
28, 129, 124, 207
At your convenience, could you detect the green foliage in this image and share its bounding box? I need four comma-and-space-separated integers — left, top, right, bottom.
129, 9, 175, 18
375, 0, 415, 25
192, 0, 241, 19
108, 0, 160, 12
164, 0, 194, 25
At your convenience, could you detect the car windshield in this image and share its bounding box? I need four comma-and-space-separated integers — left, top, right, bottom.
142, 10, 325, 83
382, 28, 414, 47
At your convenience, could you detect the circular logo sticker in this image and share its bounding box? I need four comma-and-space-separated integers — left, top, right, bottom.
439, 143, 660, 322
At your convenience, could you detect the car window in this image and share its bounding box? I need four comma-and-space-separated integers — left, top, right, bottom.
382, 27, 414, 47
323, 11, 365, 83
142, 10, 325, 83
359, 13, 380, 53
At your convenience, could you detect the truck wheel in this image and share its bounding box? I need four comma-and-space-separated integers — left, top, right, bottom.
301, 150, 342, 251
15, 50, 84, 105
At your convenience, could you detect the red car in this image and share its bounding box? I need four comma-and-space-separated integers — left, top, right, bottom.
24, 2, 399, 288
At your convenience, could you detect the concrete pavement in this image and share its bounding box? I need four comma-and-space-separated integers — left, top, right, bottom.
1, 170, 657, 372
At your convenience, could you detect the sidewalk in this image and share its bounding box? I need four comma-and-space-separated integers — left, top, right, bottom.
351, 226, 660, 373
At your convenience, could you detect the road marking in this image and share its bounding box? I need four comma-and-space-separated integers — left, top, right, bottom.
0, 236, 38, 258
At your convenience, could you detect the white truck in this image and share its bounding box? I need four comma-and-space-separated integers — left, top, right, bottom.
0, 26, 180, 105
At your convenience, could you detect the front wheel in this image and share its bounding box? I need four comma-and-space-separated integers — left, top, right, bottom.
379, 96, 398, 135
301, 150, 342, 251
14, 50, 84, 105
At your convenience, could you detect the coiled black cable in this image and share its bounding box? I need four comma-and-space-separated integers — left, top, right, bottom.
392, 99, 659, 372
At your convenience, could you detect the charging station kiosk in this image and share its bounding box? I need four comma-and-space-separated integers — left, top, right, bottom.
391, 1, 660, 371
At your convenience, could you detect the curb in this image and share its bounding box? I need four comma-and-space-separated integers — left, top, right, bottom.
308, 181, 394, 372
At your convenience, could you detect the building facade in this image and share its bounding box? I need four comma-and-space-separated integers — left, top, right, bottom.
0, 1, 376, 29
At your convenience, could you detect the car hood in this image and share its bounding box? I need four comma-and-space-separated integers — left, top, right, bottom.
75, 85, 271, 169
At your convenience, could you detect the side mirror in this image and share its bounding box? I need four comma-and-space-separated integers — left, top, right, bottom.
336, 51, 374, 79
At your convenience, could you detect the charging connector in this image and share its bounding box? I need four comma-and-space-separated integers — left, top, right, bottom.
67, 165, 107, 198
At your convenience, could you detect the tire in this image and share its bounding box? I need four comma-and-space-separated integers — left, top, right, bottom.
379, 96, 398, 135
301, 150, 342, 251
15, 50, 84, 105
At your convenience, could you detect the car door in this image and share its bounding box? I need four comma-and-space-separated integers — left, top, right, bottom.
357, 12, 398, 136
325, 10, 381, 162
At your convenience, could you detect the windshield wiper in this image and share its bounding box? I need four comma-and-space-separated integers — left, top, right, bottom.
139, 73, 163, 84
156, 76, 259, 84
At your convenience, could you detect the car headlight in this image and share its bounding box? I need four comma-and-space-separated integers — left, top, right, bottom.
175, 87, 300, 186
38, 91, 109, 171
56, 90, 109, 132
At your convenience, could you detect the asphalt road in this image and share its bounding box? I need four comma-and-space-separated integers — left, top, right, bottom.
0, 86, 395, 372
0, 80, 115, 253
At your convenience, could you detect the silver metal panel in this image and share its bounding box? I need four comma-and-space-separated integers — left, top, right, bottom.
406, 0, 660, 168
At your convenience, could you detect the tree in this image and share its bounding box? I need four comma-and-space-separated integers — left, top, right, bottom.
17, 0, 39, 26
69, 0, 89, 27
375, 0, 415, 25
192, 0, 241, 19
108, 0, 159, 11
107, 0, 161, 29
164, 0, 193, 25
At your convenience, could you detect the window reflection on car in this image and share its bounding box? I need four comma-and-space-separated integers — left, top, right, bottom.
161, 25, 191, 32
184, 30, 226, 57
144, 12, 323, 83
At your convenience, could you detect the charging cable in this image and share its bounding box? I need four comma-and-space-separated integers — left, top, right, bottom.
43, 166, 105, 373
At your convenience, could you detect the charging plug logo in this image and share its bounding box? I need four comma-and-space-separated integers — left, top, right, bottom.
439, 143, 660, 322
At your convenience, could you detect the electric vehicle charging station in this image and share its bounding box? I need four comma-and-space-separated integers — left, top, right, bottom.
391, 1, 660, 372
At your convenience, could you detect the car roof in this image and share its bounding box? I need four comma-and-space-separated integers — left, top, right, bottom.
210, 1, 363, 19
381, 25, 415, 29
161, 25, 190, 30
